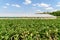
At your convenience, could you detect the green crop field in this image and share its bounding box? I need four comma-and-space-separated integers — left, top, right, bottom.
0, 17, 60, 40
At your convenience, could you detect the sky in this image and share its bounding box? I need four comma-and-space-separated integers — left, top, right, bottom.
0, 0, 60, 17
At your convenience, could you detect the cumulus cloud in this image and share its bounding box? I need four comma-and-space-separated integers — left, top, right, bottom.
2, 3, 21, 9
57, 2, 60, 4
32, 3, 51, 8
32, 4, 37, 6
37, 3, 50, 8
50, 9, 58, 12
32, 3, 50, 7
36, 10, 41, 12
38, 3, 54, 10
32, 3, 53, 10
5, 3, 21, 8
12, 4, 21, 8
3, 6, 7, 8
6, 3, 10, 6
45, 7, 53, 10
23, 0, 32, 5
36, 10, 43, 13
3, 3, 10, 8
56, 2, 60, 7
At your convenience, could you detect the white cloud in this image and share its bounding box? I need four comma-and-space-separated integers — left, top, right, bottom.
50, 9, 58, 12
37, 3, 50, 8
6, 3, 10, 6
45, 7, 53, 10
38, 3, 54, 10
56, 5, 60, 7
32, 3, 51, 8
32, 4, 37, 6
12, 4, 21, 8
32, 3, 53, 11
36, 10, 41, 12
57, 2, 60, 4
3, 6, 7, 8
3, 3, 10, 8
3, 3, 21, 8
36, 10, 43, 13
32, 3, 53, 10
23, 0, 32, 5
56, 2, 60, 7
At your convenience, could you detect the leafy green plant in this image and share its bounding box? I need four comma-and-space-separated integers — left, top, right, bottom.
0, 17, 60, 40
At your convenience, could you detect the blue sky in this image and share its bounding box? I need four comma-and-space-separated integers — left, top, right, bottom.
0, 0, 60, 17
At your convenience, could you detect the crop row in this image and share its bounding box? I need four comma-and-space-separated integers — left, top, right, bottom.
0, 18, 60, 40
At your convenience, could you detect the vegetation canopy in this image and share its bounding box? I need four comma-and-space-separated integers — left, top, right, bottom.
0, 17, 60, 40
49, 10, 60, 16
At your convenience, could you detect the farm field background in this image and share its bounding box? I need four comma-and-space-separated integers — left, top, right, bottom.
0, 17, 60, 40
